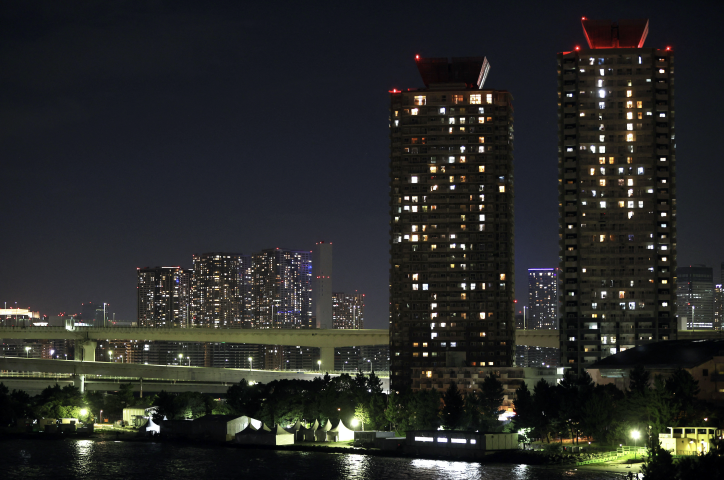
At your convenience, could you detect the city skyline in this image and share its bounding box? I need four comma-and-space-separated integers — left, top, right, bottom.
2, 3, 723, 329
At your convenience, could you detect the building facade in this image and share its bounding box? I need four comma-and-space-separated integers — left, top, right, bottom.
558, 19, 677, 374
137, 266, 191, 328
676, 265, 715, 329
191, 253, 246, 328
251, 248, 312, 329
389, 56, 515, 390
528, 268, 559, 330
332, 292, 364, 329
312, 242, 333, 329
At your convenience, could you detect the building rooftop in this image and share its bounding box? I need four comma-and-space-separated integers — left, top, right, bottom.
581, 18, 649, 49
590, 340, 724, 370
414, 56, 490, 89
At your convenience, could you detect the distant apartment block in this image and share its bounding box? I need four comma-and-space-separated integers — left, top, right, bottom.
137, 266, 191, 328
677, 265, 715, 329
332, 292, 364, 329
528, 268, 559, 329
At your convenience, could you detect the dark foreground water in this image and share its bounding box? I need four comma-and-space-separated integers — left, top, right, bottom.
0, 438, 624, 480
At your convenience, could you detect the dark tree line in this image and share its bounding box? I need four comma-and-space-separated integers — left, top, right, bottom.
0, 382, 149, 425
513, 367, 716, 446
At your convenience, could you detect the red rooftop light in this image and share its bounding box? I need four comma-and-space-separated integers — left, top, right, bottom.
575, 45, 580, 50
415, 54, 420, 60
666, 46, 671, 51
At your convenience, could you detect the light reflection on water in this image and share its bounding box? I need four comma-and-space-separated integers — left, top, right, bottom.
0, 439, 622, 480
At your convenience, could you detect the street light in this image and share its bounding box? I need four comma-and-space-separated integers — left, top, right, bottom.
351, 418, 363, 431
248, 357, 252, 371
179, 353, 183, 365
99, 409, 103, 424
631, 430, 640, 458
108, 350, 113, 362
25, 346, 31, 358
317, 360, 321, 371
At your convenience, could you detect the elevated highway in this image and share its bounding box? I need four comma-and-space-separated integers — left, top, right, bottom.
0, 357, 389, 395
0, 326, 389, 369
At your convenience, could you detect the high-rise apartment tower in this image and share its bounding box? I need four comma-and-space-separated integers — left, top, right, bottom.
676, 265, 714, 329
333, 292, 364, 329
191, 252, 246, 328
528, 268, 560, 329
558, 19, 677, 374
389, 55, 515, 390
137, 266, 191, 327
251, 248, 312, 329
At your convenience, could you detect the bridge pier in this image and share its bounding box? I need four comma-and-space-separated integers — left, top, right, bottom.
74, 374, 85, 393
80, 340, 97, 362
320, 346, 334, 373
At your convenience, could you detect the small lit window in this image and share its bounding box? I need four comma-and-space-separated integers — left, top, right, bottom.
411, 108, 419, 115
626, 90, 632, 97
414, 95, 426, 106
486, 94, 492, 103
469, 94, 481, 104
498, 185, 505, 193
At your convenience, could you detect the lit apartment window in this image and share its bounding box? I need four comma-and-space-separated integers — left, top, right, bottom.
453, 95, 463, 104
626, 90, 632, 97
414, 96, 426, 106
486, 94, 493, 103
411, 108, 419, 115
470, 94, 481, 104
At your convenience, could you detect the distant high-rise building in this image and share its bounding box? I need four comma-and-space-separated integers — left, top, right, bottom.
137, 266, 191, 328
389, 55, 515, 390
528, 268, 559, 329
714, 284, 722, 331
191, 253, 246, 328
312, 241, 333, 329
676, 265, 715, 329
251, 248, 312, 329
558, 18, 677, 374
80, 302, 109, 327
332, 292, 364, 329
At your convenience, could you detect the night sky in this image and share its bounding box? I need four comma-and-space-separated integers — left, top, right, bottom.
2, 1, 723, 329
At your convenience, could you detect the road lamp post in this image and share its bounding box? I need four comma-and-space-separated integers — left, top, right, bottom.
317, 360, 321, 371
631, 430, 640, 459
179, 353, 183, 366
248, 357, 252, 371
25, 346, 31, 358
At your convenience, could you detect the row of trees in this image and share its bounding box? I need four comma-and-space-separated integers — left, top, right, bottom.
0, 382, 149, 426
513, 367, 713, 445
153, 371, 509, 434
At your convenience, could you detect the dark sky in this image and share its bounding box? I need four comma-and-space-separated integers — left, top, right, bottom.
2, 1, 723, 329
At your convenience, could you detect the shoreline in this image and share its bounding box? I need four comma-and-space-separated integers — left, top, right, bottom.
1, 431, 644, 474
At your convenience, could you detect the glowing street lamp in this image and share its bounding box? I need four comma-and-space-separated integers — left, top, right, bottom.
248, 357, 253, 371
317, 360, 322, 371
351, 417, 364, 431
631, 430, 641, 458
80, 408, 88, 417
108, 350, 113, 362
25, 346, 31, 358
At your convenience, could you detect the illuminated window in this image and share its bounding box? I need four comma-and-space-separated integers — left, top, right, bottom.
627, 123, 633, 131
414, 96, 426, 106
609, 157, 615, 164
500, 274, 506, 281
627, 112, 633, 119
626, 133, 634, 142
499, 185, 505, 193
599, 101, 605, 109
636, 101, 643, 108
638, 112, 643, 119
411, 108, 419, 115
478, 146, 485, 153
411, 176, 418, 183
600, 201, 606, 208
618, 201, 625, 208
589, 168, 595, 175
449, 117, 456, 124
599, 179, 606, 186
430, 166, 437, 173
478, 116, 485, 123
627, 179, 634, 186
619, 291, 625, 299
453, 95, 463, 104
478, 165, 485, 173
470, 94, 481, 104
626, 101, 633, 108
598, 89, 606, 98
599, 235, 605, 242
439, 107, 446, 114
598, 157, 605, 165
478, 136, 485, 143
626, 90, 632, 97
486, 94, 493, 103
